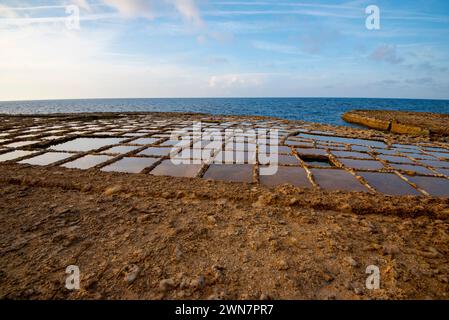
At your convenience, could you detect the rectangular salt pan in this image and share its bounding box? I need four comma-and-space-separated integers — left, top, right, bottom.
298, 133, 387, 148
101, 157, 159, 173
50, 138, 126, 152
19, 152, 73, 166
0, 150, 36, 162
62, 155, 113, 170
358, 172, 421, 196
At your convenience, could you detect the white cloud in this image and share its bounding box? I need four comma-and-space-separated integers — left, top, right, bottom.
208, 74, 267, 89
0, 4, 18, 18
102, 0, 155, 19
172, 0, 203, 26
0, 16, 210, 100
72, 0, 92, 12
101, 0, 202, 24
0, 1, 206, 101
0, 1, 203, 29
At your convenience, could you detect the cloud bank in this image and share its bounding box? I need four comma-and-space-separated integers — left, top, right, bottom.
101, 0, 202, 24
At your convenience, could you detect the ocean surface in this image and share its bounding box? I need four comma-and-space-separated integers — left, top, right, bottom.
1, 98, 449, 126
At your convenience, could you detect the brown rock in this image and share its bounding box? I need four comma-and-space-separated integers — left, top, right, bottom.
159, 279, 175, 292
277, 259, 289, 270
103, 185, 122, 196
190, 275, 206, 290
345, 256, 359, 267
125, 265, 140, 284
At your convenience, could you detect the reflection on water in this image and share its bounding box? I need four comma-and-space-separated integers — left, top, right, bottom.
358, 172, 421, 196
129, 138, 162, 145
101, 145, 140, 154
5, 141, 40, 148
302, 159, 333, 167
62, 155, 112, 169
259, 166, 311, 187
150, 160, 202, 178
0, 150, 36, 162
50, 138, 126, 152
389, 163, 434, 175
377, 155, 415, 164
339, 159, 384, 170
407, 175, 449, 197
311, 168, 368, 192
331, 151, 373, 159
19, 152, 73, 166
203, 164, 254, 183
138, 147, 172, 157
101, 157, 159, 173
298, 133, 387, 148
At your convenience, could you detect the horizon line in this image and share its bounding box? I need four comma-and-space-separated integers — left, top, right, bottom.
1, 96, 449, 103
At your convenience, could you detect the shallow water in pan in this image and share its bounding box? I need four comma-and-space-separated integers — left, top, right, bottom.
298, 133, 387, 148
50, 138, 126, 152
311, 168, 368, 192
406, 175, 449, 197
338, 159, 384, 170
101, 157, 160, 173
138, 147, 173, 157
259, 166, 311, 187
61, 155, 113, 169
150, 160, 202, 178
0, 150, 36, 162
357, 172, 421, 196
203, 164, 254, 183
19, 152, 73, 166
101, 145, 141, 154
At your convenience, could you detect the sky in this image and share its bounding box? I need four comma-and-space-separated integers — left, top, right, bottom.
0, 0, 449, 101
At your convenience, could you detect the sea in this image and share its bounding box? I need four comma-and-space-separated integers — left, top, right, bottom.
1, 97, 448, 127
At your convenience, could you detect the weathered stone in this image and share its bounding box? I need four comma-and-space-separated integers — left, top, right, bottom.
344, 256, 359, 267
159, 278, 175, 292
103, 185, 122, 196
125, 264, 140, 284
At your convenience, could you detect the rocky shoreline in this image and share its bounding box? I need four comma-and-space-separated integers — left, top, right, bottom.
342, 110, 449, 138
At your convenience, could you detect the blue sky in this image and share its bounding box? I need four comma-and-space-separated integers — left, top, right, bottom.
0, 0, 448, 100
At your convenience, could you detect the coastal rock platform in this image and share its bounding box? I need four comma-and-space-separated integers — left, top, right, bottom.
1, 112, 449, 299
343, 110, 449, 137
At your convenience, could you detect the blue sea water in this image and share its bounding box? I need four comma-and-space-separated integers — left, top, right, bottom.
1, 97, 448, 126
